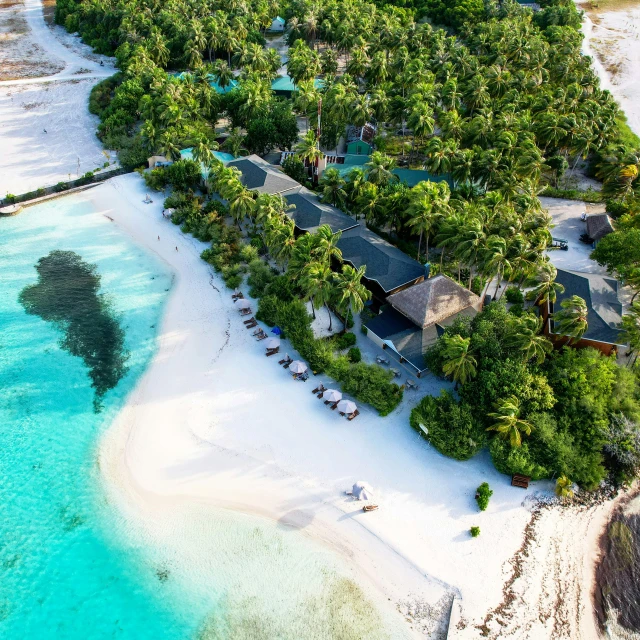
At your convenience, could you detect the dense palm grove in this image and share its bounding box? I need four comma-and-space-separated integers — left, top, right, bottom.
55, 0, 640, 490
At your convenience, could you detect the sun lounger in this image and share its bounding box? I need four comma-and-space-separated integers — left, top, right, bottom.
283, 360, 293, 368
339, 411, 346, 417
256, 333, 267, 340
362, 504, 378, 512
245, 321, 257, 328
347, 409, 360, 421
243, 317, 256, 325
232, 292, 244, 300
312, 385, 326, 394
324, 400, 332, 405
330, 402, 338, 410
279, 358, 287, 365
266, 347, 279, 356
252, 328, 263, 335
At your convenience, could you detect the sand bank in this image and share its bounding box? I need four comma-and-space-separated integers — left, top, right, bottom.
78, 173, 608, 638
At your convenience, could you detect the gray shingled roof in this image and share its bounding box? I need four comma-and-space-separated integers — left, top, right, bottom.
227, 155, 299, 194
387, 276, 481, 329
586, 214, 615, 242
364, 308, 435, 372
337, 226, 425, 293
284, 188, 359, 233
552, 269, 624, 345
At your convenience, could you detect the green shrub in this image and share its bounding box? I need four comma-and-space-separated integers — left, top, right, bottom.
470, 526, 481, 538
348, 347, 361, 363
247, 259, 276, 298
5, 193, 16, 204
410, 391, 485, 460
36, 188, 45, 197
471, 275, 485, 296
335, 332, 357, 350
508, 303, 524, 316
166, 160, 202, 190
54, 182, 67, 193
144, 167, 170, 191
504, 286, 524, 304
332, 362, 403, 416
475, 482, 493, 511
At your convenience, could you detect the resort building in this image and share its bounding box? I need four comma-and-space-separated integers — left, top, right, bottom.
539, 268, 625, 356
227, 155, 300, 195
284, 187, 359, 234
364, 276, 482, 377
585, 213, 615, 246
345, 124, 376, 155
268, 15, 285, 32
337, 226, 426, 305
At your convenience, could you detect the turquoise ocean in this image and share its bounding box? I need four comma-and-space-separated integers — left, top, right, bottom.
0, 195, 407, 640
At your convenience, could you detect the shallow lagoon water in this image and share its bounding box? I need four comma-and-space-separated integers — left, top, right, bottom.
0, 195, 407, 640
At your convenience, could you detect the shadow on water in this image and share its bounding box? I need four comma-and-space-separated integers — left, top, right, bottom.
18, 250, 129, 412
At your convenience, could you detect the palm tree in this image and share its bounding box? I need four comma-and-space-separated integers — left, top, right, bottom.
481, 236, 511, 299
553, 295, 588, 344
301, 261, 335, 329
319, 168, 347, 207
213, 60, 234, 89
505, 314, 552, 364
191, 137, 219, 169
295, 130, 324, 166
407, 182, 450, 262
334, 264, 371, 330
229, 186, 256, 226
440, 334, 477, 385
295, 80, 319, 132
223, 128, 245, 158
312, 224, 343, 265
621, 301, 640, 364
526, 263, 565, 304
487, 396, 533, 448
365, 152, 396, 186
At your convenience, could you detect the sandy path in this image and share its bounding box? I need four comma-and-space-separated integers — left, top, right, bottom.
67, 173, 611, 639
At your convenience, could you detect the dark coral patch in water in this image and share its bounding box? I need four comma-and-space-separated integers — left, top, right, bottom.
19, 250, 129, 411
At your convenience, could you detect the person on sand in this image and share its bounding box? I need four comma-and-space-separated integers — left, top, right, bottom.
175, 246, 178, 251
158, 236, 160, 241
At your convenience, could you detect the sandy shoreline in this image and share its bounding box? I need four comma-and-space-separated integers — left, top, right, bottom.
579, 0, 640, 137
68, 174, 609, 639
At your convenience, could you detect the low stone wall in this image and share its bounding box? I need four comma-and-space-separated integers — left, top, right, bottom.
0, 167, 129, 208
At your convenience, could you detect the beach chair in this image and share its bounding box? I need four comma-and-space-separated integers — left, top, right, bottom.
330, 402, 338, 410
245, 320, 257, 329
339, 411, 346, 417
347, 409, 360, 421
278, 357, 287, 365
243, 317, 256, 325
283, 360, 293, 369
362, 504, 378, 512
312, 384, 326, 395
232, 292, 244, 300
256, 332, 267, 341
266, 347, 279, 356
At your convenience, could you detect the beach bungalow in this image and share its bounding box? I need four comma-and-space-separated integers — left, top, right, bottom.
284, 187, 359, 234
268, 16, 286, 32
586, 214, 615, 246
345, 123, 376, 156
364, 276, 482, 377
227, 155, 300, 195
393, 168, 454, 189
270, 76, 324, 99
337, 225, 425, 306
538, 268, 625, 356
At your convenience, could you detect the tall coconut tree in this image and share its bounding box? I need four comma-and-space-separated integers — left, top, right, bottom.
333, 264, 371, 330
301, 261, 335, 329
553, 295, 588, 344
505, 314, 552, 364
487, 395, 533, 448
295, 129, 324, 166
440, 334, 477, 385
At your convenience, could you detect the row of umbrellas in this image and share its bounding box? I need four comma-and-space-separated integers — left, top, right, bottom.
236, 304, 358, 412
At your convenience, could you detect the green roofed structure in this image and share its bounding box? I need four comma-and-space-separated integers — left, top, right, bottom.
270, 76, 324, 98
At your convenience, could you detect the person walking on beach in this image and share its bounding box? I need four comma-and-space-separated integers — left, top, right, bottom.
175, 246, 178, 251
158, 235, 160, 240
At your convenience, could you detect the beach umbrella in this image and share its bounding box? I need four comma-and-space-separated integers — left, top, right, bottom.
271, 326, 283, 335
322, 389, 342, 403
264, 338, 280, 349
289, 360, 307, 374
352, 481, 373, 501
234, 299, 251, 309
337, 400, 357, 415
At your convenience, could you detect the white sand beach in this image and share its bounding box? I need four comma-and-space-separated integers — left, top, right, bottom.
579, 1, 640, 137
80, 173, 611, 639
0, 0, 115, 198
